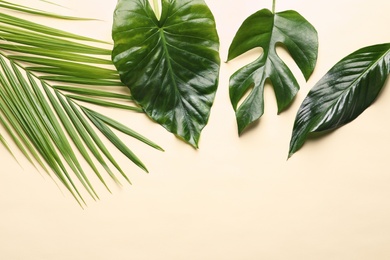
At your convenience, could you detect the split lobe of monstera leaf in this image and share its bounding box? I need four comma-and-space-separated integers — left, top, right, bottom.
112, 0, 220, 148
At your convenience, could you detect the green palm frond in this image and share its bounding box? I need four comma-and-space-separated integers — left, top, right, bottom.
0, 0, 163, 206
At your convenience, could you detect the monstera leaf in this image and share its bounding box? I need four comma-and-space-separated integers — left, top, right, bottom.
112, 0, 220, 148
289, 43, 390, 157
227, 9, 318, 134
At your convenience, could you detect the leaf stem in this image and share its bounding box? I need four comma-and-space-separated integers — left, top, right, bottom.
272, 0, 276, 13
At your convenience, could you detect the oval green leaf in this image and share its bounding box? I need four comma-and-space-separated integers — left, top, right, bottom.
227, 9, 318, 134
112, 0, 220, 148
289, 43, 390, 158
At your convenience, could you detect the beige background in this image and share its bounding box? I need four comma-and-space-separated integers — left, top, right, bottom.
1, 0, 390, 259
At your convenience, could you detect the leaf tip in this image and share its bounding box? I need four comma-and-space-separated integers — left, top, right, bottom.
140, 165, 149, 173
191, 142, 199, 149
156, 145, 165, 152
287, 151, 294, 160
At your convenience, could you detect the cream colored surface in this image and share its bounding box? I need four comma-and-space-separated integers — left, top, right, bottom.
1, 0, 390, 259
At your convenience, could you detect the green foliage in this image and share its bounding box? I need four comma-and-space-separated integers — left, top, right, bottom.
289, 43, 390, 157
0, 0, 162, 206
227, 9, 318, 134
1, 0, 389, 205
112, 0, 220, 148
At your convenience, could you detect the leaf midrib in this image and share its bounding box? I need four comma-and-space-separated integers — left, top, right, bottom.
159, 28, 177, 90
158, 28, 194, 135
312, 47, 390, 131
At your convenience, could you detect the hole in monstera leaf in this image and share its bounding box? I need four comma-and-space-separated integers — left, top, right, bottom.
236, 82, 255, 109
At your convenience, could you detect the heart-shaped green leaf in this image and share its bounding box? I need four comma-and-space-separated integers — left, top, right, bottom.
289, 43, 390, 157
227, 9, 318, 134
112, 0, 220, 148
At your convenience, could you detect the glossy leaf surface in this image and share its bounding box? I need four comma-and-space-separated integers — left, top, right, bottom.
227, 9, 318, 134
289, 43, 390, 157
112, 0, 220, 148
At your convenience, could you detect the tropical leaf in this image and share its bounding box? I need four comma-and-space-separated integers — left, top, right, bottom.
112, 0, 220, 148
0, 0, 92, 20
288, 43, 390, 158
0, 0, 163, 205
227, 9, 318, 134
